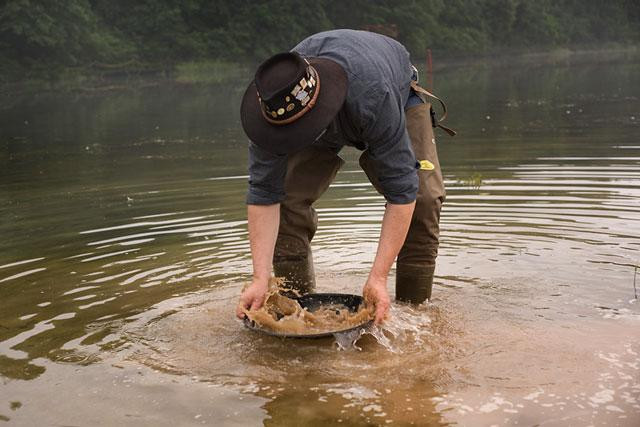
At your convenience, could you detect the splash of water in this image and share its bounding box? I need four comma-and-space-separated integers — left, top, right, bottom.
334, 327, 367, 351
333, 303, 433, 352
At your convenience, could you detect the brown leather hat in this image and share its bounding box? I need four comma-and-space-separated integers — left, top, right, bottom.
240, 51, 347, 155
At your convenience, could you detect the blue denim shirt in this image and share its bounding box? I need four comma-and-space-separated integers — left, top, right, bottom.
247, 29, 419, 205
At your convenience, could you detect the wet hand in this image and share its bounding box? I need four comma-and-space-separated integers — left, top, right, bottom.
236, 279, 269, 319
363, 274, 391, 325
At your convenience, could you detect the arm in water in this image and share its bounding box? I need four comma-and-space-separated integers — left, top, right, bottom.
236, 204, 280, 318
364, 201, 416, 324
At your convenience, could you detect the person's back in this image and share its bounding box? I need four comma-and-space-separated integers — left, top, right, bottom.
293, 29, 413, 105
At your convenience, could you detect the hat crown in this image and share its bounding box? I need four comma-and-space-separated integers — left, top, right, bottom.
240, 55, 347, 155
253, 51, 320, 125
255, 52, 307, 102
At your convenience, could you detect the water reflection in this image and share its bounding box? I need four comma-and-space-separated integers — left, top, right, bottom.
1, 53, 639, 424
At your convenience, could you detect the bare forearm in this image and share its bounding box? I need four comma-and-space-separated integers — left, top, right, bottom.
370, 202, 416, 279
363, 201, 415, 324
247, 204, 280, 281
236, 204, 280, 318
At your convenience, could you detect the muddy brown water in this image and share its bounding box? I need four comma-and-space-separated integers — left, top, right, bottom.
1, 52, 639, 425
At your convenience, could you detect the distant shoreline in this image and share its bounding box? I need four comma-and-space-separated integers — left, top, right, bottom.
425, 44, 640, 71
2, 44, 638, 96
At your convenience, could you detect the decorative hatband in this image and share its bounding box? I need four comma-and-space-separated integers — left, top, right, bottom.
259, 65, 320, 126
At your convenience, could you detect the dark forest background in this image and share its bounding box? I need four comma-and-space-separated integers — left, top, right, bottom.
1, 0, 639, 80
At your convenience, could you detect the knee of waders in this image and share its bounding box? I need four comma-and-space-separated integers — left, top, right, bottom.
398, 242, 439, 266
415, 185, 444, 218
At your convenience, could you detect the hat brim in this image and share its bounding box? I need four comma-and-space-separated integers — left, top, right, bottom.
240, 57, 347, 155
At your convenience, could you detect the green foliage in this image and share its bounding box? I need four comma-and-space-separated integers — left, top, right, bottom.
1, 0, 639, 78
0, 0, 132, 66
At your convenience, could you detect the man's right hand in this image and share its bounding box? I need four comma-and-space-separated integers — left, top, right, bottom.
236, 278, 269, 319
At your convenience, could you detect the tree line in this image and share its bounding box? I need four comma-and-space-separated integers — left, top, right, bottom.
1, 0, 639, 78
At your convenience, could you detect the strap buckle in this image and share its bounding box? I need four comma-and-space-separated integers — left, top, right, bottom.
410, 80, 457, 137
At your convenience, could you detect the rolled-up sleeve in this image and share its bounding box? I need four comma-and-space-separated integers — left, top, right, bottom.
362, 90, 419, 204
247, 142, 287, 205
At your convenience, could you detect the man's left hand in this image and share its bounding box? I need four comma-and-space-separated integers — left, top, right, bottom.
363, 274, 391, 324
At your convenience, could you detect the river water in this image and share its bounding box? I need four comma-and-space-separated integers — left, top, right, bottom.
1, 52, 639, 425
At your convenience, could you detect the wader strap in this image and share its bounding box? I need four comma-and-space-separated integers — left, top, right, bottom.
410, 80, 457, 137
